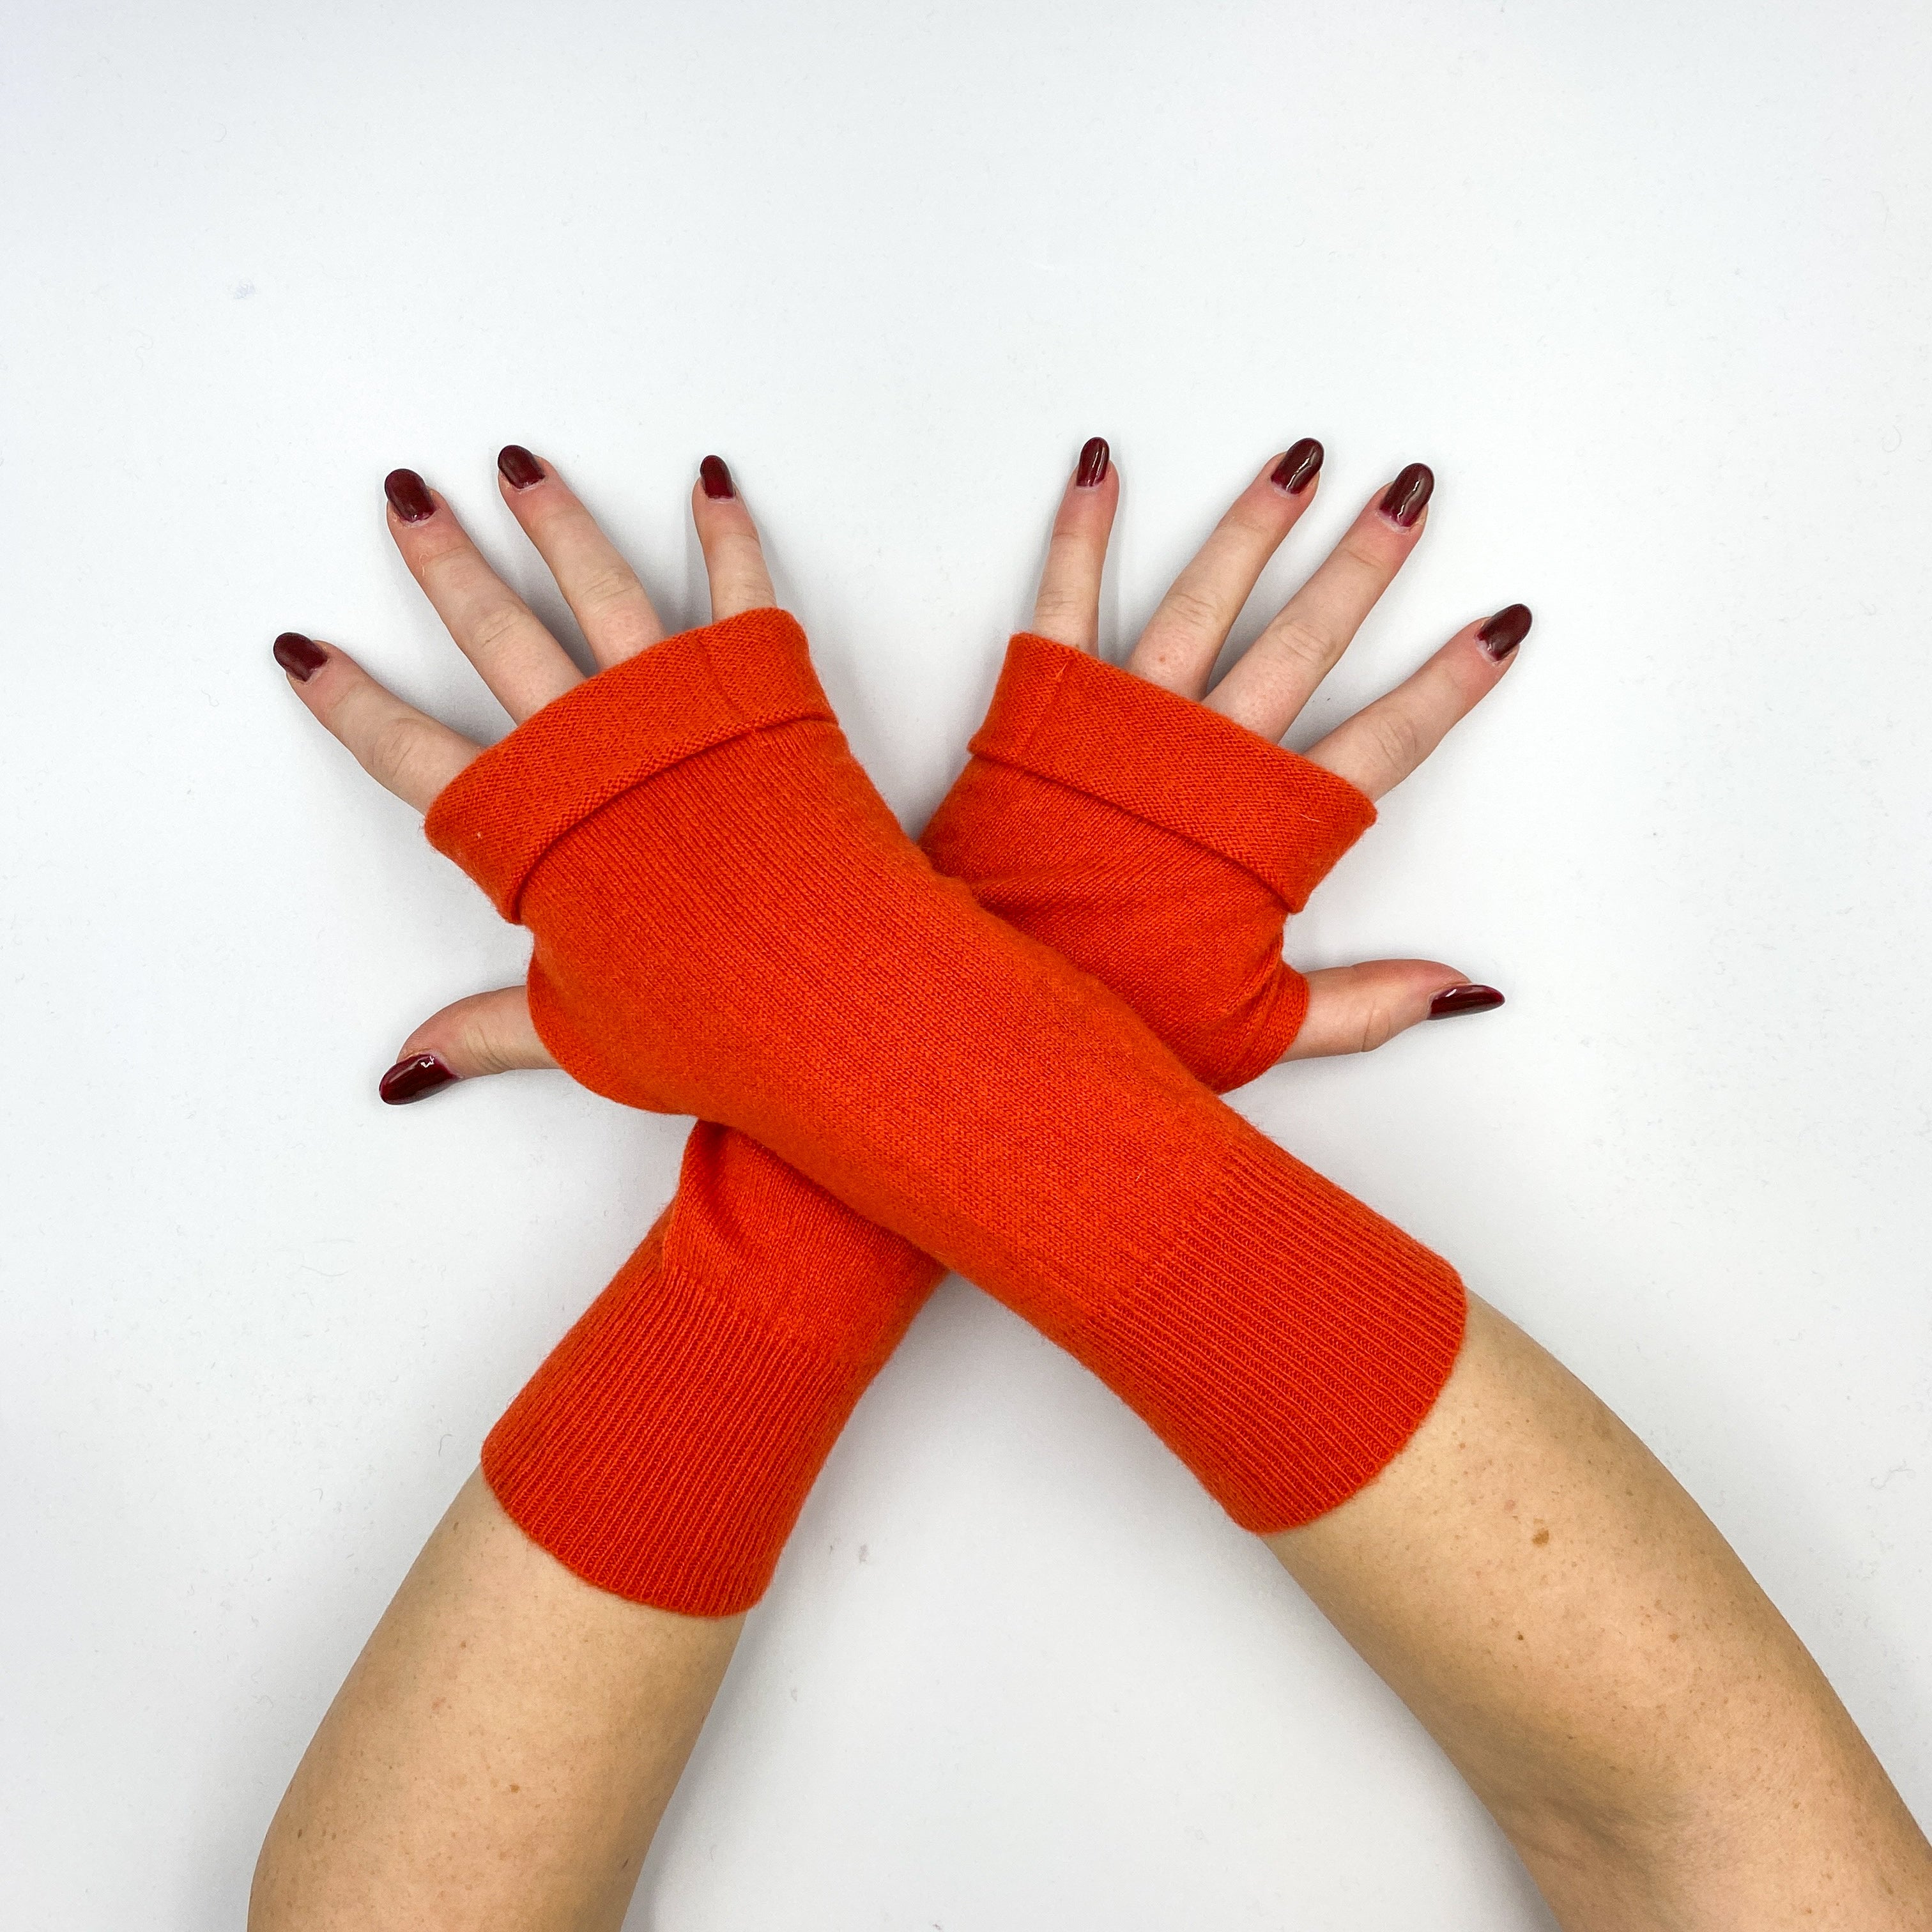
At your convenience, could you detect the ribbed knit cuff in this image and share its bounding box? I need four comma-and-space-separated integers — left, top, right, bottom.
484, 1226, 931, 1616
1073, 1128, 1468, 1532
425, 609, 832, 921
969, 635, 1377, 912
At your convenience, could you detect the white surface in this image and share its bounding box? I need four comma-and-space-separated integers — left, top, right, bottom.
3, 1, 1929, 1924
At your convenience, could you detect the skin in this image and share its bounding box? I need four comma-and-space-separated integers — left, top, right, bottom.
251, 1471, 739, 1932
1277, 1303, 1932, 1929
250, 448, 1932, 1930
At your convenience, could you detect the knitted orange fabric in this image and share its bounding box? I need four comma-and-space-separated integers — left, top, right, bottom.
929, 634, 1376, 1091
429, 614, 1465, 1614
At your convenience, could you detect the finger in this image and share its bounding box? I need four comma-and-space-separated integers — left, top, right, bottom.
1282, 962, 1505, 1061
1205, 462, 1434, 740
1030, 437, 1120, 654
1302, 604, 1529, 801
383, 467, 584, 721
377, 986, 558, 1104
1124, 440, 1324, 697
272, 631, 479, 812
494, 446, 668, 670
691, 456, 777, 620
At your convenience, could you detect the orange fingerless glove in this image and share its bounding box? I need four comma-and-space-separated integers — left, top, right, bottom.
928, 634, 1375, 1090
429, 613, 1464, 1614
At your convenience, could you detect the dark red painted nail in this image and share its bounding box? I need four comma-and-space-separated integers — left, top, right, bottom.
497, 445, 545, 491
384, 468, 435, 523
699, 454, 735, 500
1427, 984, 1505, 1020
1271, 438, 1324, 494
1478, 604, 1532, 661
379, 1053, 459, 1105
1379, 463, 1434, 528
1075, 436, 1110, 489
273, 631, 328, 681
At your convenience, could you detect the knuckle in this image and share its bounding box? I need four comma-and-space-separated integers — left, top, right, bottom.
573, 564, 645, 616
1355, 998, 1403, 1054
410, 526, 473, 572
457, 1016, 516, 1077
466, 600, 535, 657
1262, 614, 1338, 673
1223, 497, 1287, 541
1362, 705, 1425, 776
1030, 589, 1092, 650
364, 714, 434, 795
1336, 530, 1395, 578
1154, 581, 1230, 638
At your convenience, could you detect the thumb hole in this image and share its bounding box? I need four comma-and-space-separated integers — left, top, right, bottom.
1283, 961, 1504, 1061
379, 985, 558, 1103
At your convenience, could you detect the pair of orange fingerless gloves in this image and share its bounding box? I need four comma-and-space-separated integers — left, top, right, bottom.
424, 611, 1467, 1616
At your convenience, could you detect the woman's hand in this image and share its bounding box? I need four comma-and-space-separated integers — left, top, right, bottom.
1033, 438, 1524, 1060
273, 447, 776, 1097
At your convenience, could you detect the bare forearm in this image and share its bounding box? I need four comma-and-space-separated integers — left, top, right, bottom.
1270, 1297, 1932, 1929
249, 1472, 739, 1932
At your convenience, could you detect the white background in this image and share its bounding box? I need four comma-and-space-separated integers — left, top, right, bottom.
4, 2, 1929, 1924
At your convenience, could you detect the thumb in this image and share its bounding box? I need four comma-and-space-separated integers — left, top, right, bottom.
377, 985, 558, 1104
1283, 962, 1505, 1061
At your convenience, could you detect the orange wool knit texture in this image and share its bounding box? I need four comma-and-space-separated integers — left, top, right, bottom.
425, 613, 1466, 1615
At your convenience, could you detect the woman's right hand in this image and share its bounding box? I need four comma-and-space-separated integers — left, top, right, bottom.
273, 448, 779, 1100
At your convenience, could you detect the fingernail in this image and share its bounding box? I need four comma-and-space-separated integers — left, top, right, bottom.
1378, 462, 1434, 528
1478, 604, 1532, 661
699, 454, 735, 500
1427, 984, 1505, 1020
497, 444, 545, 491
1271, 438, 1324, 494
1075, 436, 1110, 489
379, 1053, 459, 1105
384, 468, 436, 523
273, 631, 328, 681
